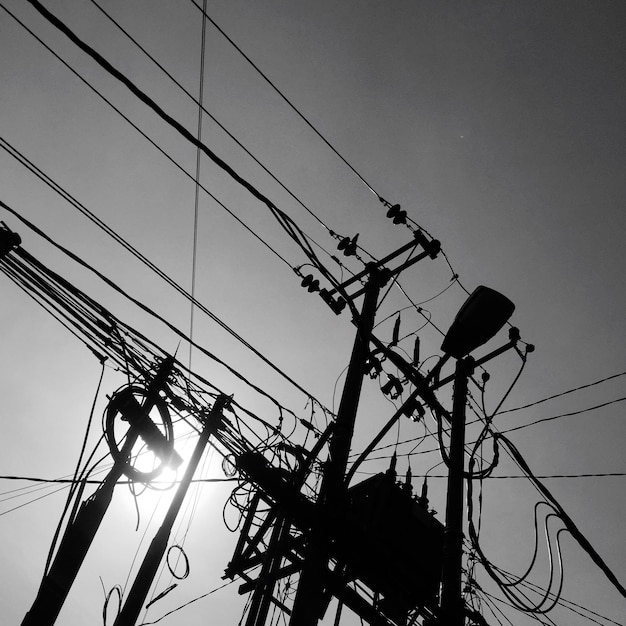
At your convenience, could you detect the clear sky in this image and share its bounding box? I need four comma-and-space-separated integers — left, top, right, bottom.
0, 1, 625, 625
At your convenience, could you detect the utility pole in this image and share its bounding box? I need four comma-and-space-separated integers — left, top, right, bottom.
435, 287, 517, 626
113, 394, 229, 626
22, 357, 177, 626
243, 515, 293, 626
289, 266, 386, 626
440, 356, 473, 626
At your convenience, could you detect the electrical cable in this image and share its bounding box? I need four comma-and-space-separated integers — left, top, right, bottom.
468, 486, 566, 614
0, 483, 71, 517
375, 242, 421, 311
502, 396, 626, 435
0, 475, 239, 486
24, 0, 345, 301
499, 370, 626, 415
188, 0, 208, 374
493, 433, 626, 600
368, 384, 626, 458
187, 0, 382, 202
13, 0, 490, 356
0, 135, 316, 397
43, 358, 107, 576
6, 2, 467, 370
0, 143, 316, 404
136, 577, 239, 625
3, 0, 327, 280
2, 217, 318, 503
500, 572, 625, 626
102, 583, 123, 626
88, 0, 343, 245
0, 200, 323, 420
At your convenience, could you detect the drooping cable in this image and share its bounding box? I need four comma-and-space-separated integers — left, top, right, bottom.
502, 396, 626, 435
494, 433, 626, 600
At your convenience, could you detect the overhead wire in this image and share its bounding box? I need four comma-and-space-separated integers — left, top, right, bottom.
87, 0, 342, 244
1, 211, 329, 515
497, 572, 625, 626
27, 0, 489, 343
136, 577, 239, 625
23, 0, 460, 353
365, 363, 626, 458
9, 4, 620, 620
43, 358, 107, 575
502, 396, 626, 435
468, 430, 626, 602
460, 354, 626, 609
24, 0, 346, 298
188, 0, 208, 374
10, 1, 473, 383
0, 200, 324, 421
187, 0, 381, 201
499, 369, 626, 414
0, 475, 238, 487
1, 1, 337, 414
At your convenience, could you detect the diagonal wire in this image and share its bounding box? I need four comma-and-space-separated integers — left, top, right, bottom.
189, 0, 208, 373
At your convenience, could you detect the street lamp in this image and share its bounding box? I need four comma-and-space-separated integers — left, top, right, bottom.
441, 286, 515, 359
439, 286, 514, 626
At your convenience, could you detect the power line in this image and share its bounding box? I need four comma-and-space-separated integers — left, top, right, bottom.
32, 0, 463, 354
186, 0, 482, 311
349, 470, 626, 480
493, 433, 626, 601
25, 0, 343, 297
187, 0, 383, 201
11, 0, 461, 413
499, 370, 626, 414
502, 396, 626, 435
361, 388, 626, 461
188, 0, 208, 374
137, 577, 239, 625
0, 143, 331, 413
10, 0, 468, 349
0, 204, 326, 430
88, 0, 339, 243
0, 475, 238, 486
0, 9, 295, 270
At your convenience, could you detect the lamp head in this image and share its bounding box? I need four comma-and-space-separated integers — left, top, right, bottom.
441, 286, 515, 358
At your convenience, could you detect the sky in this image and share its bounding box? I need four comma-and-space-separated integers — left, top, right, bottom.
0, 1, 625, 625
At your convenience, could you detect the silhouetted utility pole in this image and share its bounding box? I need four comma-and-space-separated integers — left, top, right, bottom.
22, 357, 178, 626
223, 256, 522, 626
113, 394, 229, 626
289, 267, 386, 626
243, 515, 293, 626
440, 356, 473, 626
435, 286, 519, 626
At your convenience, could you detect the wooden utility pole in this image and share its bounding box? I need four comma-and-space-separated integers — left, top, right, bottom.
113, 394, 229, 626
440, 357, 473, 626
22, 357, 177, 626
288, 267, 385, 626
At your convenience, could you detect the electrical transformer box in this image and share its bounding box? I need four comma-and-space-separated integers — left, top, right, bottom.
337, 471, 444, 621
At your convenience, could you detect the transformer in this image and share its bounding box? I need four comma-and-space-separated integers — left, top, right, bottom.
337, 471, 444, 623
